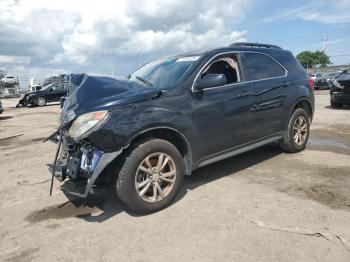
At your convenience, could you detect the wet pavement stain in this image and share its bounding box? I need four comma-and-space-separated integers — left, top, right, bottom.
248, 164, 350, 211
25, 198, 105, 223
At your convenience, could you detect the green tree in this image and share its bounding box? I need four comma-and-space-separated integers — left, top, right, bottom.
296, 51, 331, 68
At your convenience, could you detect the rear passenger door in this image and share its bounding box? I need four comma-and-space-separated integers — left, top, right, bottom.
240, 52, 288, 138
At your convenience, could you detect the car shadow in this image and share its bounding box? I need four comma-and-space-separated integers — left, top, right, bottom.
0, 116, 13, 120
324, 105, 350, 110
60, 143, 282, 223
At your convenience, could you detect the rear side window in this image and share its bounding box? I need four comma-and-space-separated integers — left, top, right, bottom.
242, 53, 286, 81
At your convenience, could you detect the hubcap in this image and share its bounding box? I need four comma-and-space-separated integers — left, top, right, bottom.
293, 115, 308, 145
135, 152, 176, 203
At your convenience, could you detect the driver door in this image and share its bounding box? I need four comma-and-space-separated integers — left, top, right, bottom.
47, 84, 65, 102
190, 53, 260, 162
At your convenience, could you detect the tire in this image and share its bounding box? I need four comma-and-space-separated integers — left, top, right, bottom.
16, 103, 23, 108
116, 139, 184, 213
331, 100, 342, 108
35, 97, 46, 107
280, 108, 310, 153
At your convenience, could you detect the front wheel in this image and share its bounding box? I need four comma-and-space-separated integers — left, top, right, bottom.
116, 139, 184, 213
280, 108, 310, 153
35, 97, 46, 107
331, 100, 342, 108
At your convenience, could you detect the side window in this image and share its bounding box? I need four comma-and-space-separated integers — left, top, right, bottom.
242, 53, 286, 81
201, 55, 241, 85
52, 84, 63, 90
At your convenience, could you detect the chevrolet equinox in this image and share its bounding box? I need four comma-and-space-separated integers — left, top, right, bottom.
49, 42, 315, 213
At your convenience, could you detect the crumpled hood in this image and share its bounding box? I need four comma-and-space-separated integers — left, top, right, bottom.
61, 73, 160, 124
24, 90, 44, 96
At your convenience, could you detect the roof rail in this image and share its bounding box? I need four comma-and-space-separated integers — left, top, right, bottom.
230, 42, 282, 50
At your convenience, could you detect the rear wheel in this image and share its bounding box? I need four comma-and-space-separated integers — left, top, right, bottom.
35, 97, 46, 107
331, 100, 342, 108
116, 139, 184, 213
280, 108, 310, 153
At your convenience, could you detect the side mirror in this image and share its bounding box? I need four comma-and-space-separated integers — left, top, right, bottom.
194, 74, 227, 90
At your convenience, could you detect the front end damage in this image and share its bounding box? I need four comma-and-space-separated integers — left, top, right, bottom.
46, 73, 158, 197
48, 129, 122, 197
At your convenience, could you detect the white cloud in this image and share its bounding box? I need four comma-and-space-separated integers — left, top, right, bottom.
263, 0, 350, 24
0, 0, 251, 88
0, 55, 31, 64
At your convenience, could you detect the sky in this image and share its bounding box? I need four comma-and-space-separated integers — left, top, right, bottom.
0, 0, 349, 88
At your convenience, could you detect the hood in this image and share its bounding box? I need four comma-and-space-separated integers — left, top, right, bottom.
25, 90, 44, 96
61, 73, 160, 124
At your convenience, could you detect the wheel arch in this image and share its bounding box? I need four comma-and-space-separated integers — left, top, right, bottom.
290, 98, 313, 122
128, 127, 193, 176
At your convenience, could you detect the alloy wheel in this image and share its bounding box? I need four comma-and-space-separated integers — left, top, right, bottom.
135, 152, 177, 203
293, 115, 308, 145
37, 97, 46, 106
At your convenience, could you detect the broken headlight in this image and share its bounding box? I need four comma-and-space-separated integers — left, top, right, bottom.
69, 110, 109, 140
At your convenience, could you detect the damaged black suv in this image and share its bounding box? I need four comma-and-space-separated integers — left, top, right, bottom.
49, 43, 315, 213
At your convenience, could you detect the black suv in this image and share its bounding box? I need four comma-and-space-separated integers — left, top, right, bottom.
49, 43, 315, 213
330, 69, 350, 108
17, 82, 68, 107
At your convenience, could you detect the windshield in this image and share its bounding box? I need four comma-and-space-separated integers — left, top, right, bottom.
128, 56, 200, 89
323, 72, 340, 78
337, 71, 350, 80
41, 83, 54, 91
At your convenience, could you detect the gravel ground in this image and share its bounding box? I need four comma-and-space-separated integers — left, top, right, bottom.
0, 90, 349, 262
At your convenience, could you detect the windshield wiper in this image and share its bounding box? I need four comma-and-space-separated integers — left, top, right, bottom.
135, 76, 153, 87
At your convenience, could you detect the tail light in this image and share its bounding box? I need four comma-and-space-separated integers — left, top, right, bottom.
308, 77, 314, 92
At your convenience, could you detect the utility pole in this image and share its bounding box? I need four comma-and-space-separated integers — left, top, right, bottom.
322, 32, 328, 54
139, 39, 142, 68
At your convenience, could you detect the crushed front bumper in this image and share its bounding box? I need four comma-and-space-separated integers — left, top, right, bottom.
48, 131, 122, 197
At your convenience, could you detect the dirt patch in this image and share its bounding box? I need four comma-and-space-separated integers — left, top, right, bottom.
46, 223, 61, 229
5, 247, 40, 262
25, 198, 105, 223
14, 111, 59, 117
0, 136, 48, 149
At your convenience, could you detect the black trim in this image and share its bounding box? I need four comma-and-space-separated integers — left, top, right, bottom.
197, 132, 284, 168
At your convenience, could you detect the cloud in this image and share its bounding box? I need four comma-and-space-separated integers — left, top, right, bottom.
263, 0, 350, 24
0, 0, 251, 87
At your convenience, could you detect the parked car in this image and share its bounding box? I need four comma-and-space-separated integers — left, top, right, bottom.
48, 42, 314, 213
30, 84, 42, 91
315, 71, 342, 90
330, 69, 350, 108
1, 75, 17, 85
0, 100, 4, 114
309, 72, 322, 81
16, 82, 68, 107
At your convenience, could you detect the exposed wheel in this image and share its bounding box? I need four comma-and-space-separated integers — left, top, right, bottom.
330, 100, 342, 108
280, 108, 310, 153
116, 139, 184, 213
16, 103, 23, 108
35, 97, 46, 107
